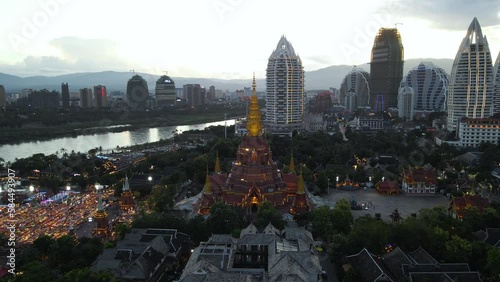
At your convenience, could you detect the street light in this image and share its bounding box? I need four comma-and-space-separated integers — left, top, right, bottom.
29, 185, 34, 192
327, 178, 330, 195
148, 176, 153, 182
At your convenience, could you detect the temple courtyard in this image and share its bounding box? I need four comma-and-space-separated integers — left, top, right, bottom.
322, 188, 450, 221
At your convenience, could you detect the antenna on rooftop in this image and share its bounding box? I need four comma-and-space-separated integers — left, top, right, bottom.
130, 69, 135, 74
395, 22, 403, 29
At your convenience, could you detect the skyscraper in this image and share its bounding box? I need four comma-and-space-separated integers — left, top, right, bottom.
155, 75, 176, 107
79, 88, 93, 108
339, 67, 371, 111
370, 28, 404, 112
61, 82, 69, 108
397, 86, 414, 120
183, 84, 205, 107
265, 36, 305, 136
127, 74, 149, 110
447, 18, 494, 131
400, 62, 449, 115
93, 85, 107, 108
0, 85, 5, 109
494, 52, 500, 114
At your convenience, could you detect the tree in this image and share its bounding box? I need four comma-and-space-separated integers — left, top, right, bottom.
207, 202, 245, 235
12, 261, 58, 282
486, 247, 500, 279
256, 201, 285, 229
311, 206, 335, 242
61, 267, 116, 282
445, 235, 472, 262
347, 216, 391, 254
147, 184, 176, 212
331, 199, 354, 234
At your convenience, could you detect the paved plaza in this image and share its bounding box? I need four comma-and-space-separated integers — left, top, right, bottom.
323, 188, 451, 221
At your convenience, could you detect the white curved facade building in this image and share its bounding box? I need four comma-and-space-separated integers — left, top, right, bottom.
447, 18, 495, 131
494, 52, 500, 114
339, 67, 370, 111
400, 62, 448, 116
265, 36, 305, 135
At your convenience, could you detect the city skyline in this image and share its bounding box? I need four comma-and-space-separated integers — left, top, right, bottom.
1, 0, 499, 79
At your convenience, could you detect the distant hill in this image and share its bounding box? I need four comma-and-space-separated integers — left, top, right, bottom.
0, 58, 453, 93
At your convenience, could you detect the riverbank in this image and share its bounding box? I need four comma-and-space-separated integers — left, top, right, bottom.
0, 112, 243, 145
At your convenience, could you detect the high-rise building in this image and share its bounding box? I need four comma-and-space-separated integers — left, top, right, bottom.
155, 75, 176, 107
183, 84, 205, 107
400, 62, 448, 116
29, 89, 60, 108
339, 67, 371, 111
127, 74, 149, 110
265, 36, 305, 136
61, 82, 69, 108
208, 85, 216, 101
79, 88, 93, 108
397, 86, 414, 120
370, 28, 404, 112
494, 52, 500, 114
447, 18, 494, 131
93, 85, 107, 108
0, 85, 5, 109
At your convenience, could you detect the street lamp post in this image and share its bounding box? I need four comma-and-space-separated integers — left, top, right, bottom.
336, 176, 339, 189
327, 178, 330, 195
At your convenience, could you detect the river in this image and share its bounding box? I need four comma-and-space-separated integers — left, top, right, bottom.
0, 119, 236, 163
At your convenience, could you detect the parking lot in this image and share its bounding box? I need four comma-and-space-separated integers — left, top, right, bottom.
323, 188, 450, 221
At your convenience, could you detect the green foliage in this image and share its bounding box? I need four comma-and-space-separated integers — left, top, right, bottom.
331, 199, 354, 234
445, 235, 473, 262
207, 202, 246, 235
347, 216, 391, 254
486, 247, 500, 278
59, 268, 116, 282
256, 201, 285, 229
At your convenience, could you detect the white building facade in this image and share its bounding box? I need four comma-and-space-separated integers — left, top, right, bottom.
265, 36, 305, 136
447, 18, 495, 131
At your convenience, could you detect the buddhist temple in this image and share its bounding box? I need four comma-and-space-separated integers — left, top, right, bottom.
120, 175, 134, 211
93, 194, 110, 238
194, 75, 310, 215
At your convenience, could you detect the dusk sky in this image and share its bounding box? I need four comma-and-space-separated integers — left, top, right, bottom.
1, 0, 499, 79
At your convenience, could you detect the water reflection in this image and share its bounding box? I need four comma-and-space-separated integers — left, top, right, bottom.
0, 119, 236, 163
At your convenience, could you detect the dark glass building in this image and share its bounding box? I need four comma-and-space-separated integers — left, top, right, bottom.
127, 74, 149, 110
369, 28, 404, 112
61, 83, 69, 108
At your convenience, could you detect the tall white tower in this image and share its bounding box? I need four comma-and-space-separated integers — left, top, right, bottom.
447, 18, 494, 131
265, 36, 305, 136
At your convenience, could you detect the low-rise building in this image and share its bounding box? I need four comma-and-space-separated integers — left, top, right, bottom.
449, 194, 490, 219
458, 117, 500, 148
401, 167, 438, 194
91, 228, 191, 281
345, 247, 482, 282
179, 222, 325, 281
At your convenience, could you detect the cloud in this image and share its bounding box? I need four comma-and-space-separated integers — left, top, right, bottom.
1, 37, 133, 76
383, 0, 500, 30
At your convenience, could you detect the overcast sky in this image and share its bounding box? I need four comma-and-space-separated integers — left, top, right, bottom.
1, 0, 499, 79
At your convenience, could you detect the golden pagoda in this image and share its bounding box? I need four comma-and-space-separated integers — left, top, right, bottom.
93, 194, 110, 238
119, 175, 134, 211
194, 75, 309, 215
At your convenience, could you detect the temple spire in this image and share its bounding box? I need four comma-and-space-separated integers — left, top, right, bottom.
204, 165, 212, 194
289, 151, 296, 174
97, 194, 103, 211
123, 174, 130, 191
215, 151, 221, 174
252, 72, 256, 95
246, 73, 263, 137
297, 167, 305, 194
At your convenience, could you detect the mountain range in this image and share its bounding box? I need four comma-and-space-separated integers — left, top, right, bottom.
0, 58, 453, 93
